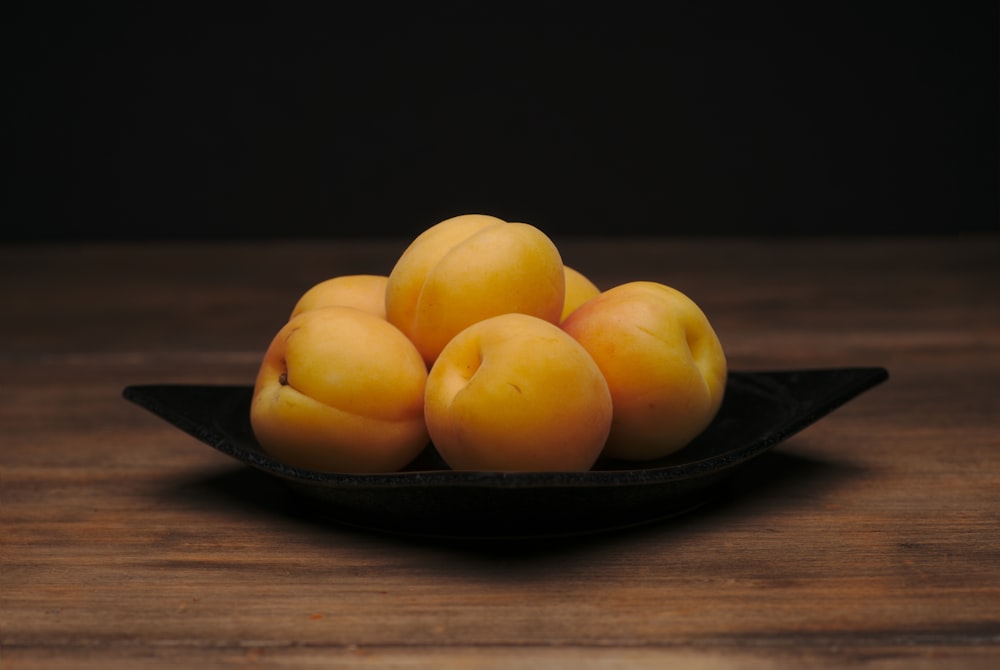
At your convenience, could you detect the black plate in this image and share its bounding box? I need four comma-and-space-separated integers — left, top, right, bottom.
123, 367, 887, 539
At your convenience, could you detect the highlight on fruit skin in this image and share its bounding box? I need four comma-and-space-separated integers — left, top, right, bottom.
250, 306, 429, 474
560, 280, 728, 462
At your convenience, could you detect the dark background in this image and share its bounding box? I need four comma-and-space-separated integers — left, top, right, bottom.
4, 4, 998, 241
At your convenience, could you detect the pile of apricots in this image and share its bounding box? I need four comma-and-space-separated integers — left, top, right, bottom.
250, 214, 727, 473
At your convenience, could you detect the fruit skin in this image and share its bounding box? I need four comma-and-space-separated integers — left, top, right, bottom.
425, 313, 613, 472
250, 306, 429, 473
290, 274, 389, 320
560, 281, 727, 461
385, 214, 566, 365
561, 265, 601, 322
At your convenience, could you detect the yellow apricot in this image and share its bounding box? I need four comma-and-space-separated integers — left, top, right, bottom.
561, 265, 601, 322
561, 281, 727, 461
290, 274, 389, 320
385, 214, 565, 365
250, 306, 429, 473
425, 313, 613, 472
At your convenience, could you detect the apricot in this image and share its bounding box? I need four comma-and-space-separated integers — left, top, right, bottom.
250, 306, 429, 473
561, 265, 601, 322
385, 214, 565, 365
561, 281, 727, 461
425, 313, 613, 472
290, 274, 389, 320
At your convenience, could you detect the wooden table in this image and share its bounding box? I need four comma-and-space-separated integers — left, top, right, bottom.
3, 235, 999, 668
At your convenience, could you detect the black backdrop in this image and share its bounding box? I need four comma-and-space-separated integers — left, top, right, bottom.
5, 5, 998, 241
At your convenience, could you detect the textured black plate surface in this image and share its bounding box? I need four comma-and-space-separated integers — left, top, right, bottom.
123, 367, 887, 539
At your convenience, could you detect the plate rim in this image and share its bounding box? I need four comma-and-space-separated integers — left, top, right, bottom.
123, 366, 889, 490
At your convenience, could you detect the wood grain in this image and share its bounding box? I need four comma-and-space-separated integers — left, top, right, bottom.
2, 236, 998, 668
